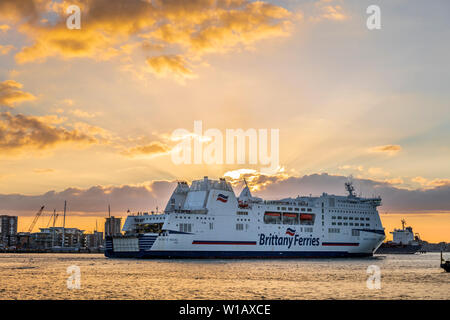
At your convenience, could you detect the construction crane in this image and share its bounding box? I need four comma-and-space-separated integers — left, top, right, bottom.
53, 212, 59, 227
51, 211, 59, 247
28, 205, 45, 233
46, 209, 56, 227
46, 210, 59, 228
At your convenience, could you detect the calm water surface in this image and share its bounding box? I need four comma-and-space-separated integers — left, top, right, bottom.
0, 252, 448, 299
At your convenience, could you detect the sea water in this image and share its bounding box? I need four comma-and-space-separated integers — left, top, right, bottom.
0, 252, 448, 299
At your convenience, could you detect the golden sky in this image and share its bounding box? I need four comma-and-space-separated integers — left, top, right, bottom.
1, 1, 449, 241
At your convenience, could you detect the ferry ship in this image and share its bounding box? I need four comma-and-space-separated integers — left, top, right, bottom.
105, 177, 385, 259
375, 219, 422, 254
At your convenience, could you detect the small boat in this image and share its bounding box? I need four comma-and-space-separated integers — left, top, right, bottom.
440, 252, 450, 272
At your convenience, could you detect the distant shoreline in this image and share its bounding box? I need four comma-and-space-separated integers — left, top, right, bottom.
0, 250, 104, 254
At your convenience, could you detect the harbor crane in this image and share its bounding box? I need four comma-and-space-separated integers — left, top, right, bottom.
53, 212, 59, 227
27, 205, 45, 233
46, 209, 59, 228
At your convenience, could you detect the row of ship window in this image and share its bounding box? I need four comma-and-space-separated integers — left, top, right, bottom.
175, 216, 215, 220
276, 207, 312, 212
236, 223, 313, 233
331, 222, 370, 227
328, 229, 361, 236
332, 216, 370, 221
179, 223, 215, 232
336, 201, 370, 208
178, 223, 316, 233
135, 217, 163, 222
330, 209, 373, 214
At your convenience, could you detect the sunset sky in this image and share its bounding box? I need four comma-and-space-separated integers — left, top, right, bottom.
0, 0, 449, 242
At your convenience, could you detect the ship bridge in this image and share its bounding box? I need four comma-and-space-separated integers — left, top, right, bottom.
164, 176, 238, 215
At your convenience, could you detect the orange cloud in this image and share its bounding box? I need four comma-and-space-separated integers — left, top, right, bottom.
146, 55, 195, 81
310, 0, 348, 22
0, 0, 40, 23
384, 178, 404, 185
369, 144, 402, 155
0, 24, 11, 32
69, 109, 101, 118
121, 141, 171, 158
0, 112, 100, 155
0, 80, 36, 107
4, 0, 293, 79
412, 176, 450, 189
0, 44, 14, 55
14, 23, 122, 64
223, 167, 289, 191
320, 5, 346, 21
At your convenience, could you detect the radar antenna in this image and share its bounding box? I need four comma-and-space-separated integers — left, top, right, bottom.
345, 180, 356, 197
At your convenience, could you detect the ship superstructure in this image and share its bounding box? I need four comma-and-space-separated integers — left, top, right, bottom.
105, 177, 385, 258
375, 219, 422, 254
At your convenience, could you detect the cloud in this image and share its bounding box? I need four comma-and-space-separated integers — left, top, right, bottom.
0, 180, 176, 215
223, 167, 289, 191
0, 80, 36, 107
0, 24, 11, 32
367, 167, 390, 177
248, 173, 450, 212
320, 5, 346, 21
1, 173, 449, 215
0, 112, 101, 155
146, 55, 195, 81
69, 109, 101, 118
4, 0, 293, 79
224, 168, 257, 180
121, 141, 172, 158
338, 164, 364, 172
412, 176, 450, 189
0, 44, 15, 55
383, 178, 404, 185
0, 0, 40, 23
61, 98, 74, 106
369, 144, 402, 155
313, 0, 347, 21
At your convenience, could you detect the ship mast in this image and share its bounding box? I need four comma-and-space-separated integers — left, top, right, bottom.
345, 181, 356, 197
62, 200, 66, 248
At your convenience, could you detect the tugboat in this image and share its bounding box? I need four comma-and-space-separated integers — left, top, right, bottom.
441, 252, 450, 272
375, 219, 422, 254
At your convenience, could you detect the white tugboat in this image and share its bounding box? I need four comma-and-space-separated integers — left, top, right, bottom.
105, 177, 385, 258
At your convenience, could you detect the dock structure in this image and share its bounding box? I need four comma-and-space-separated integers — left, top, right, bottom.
441, 252, 450, 272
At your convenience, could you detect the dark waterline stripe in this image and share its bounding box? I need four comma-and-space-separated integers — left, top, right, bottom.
192, 240, 257, 245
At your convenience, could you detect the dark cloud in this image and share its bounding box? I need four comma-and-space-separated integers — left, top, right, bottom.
251, 173, 450, 212
0, 0, 39, 22
0, 181, 176, 216
1, 174, 449, 216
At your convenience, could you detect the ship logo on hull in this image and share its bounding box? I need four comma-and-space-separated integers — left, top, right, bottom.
259, 233, 320, 249
285, 228, 296, 236
216, 193, 229, 203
